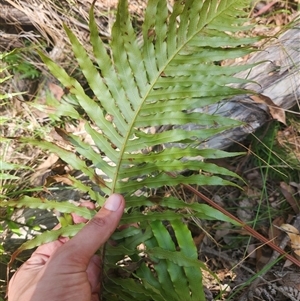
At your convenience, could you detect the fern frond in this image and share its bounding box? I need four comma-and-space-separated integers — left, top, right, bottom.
37, 0, 257, 198
15, 0, 261, 299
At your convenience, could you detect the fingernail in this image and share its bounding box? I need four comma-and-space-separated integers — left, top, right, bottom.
104, 194, 122, 211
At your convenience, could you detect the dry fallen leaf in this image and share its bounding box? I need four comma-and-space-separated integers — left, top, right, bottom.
30, 153, 59, 186
276, 125, 300, 161
250, 93, 286, 124
269, 216, 285, 244
45, 174, 75, 187
277, 224, 300, 257
280, 182, 299, 214
48, 82, 65, 100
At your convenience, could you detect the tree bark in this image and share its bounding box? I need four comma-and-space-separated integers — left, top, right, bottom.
163, 23, 300, 150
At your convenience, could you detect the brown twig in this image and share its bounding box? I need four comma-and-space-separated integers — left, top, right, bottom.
253, 0, 279, 18
166, 172, 300, 269
185, 183, 300, 268
238, 214, 300, 300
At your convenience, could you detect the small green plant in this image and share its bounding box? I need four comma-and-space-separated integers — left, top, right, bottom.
0, 51, 31, 297
0, 51, 27, 195
251, 121, 300, 181
0, 51, 34, 260
2, 0, 262, 299
2, 49, 40, 80
0, 51, 25, 101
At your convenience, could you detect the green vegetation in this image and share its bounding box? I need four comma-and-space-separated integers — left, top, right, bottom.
1, 0, 299, 300
2, 49, 40, 80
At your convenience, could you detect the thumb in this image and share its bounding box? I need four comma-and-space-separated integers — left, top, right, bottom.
54, 194, 125, 265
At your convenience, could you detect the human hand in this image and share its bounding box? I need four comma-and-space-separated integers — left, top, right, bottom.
8, 194, 125, 301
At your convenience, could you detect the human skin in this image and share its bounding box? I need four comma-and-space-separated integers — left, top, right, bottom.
7, 194, 125, 301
